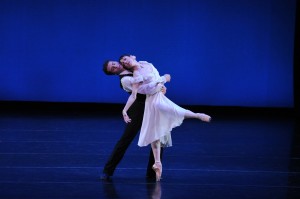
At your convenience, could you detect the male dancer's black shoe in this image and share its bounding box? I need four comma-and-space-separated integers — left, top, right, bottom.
100, 173, 111, 181
145, 171, 157, 182
145, 176, 156, 182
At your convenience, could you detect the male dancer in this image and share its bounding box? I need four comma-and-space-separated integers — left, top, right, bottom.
101, 55, 165, 181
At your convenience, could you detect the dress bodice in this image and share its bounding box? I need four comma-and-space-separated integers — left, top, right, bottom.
132, 61, 165, 95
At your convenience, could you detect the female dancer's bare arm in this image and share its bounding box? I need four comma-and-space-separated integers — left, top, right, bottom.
122, 83, 139, 123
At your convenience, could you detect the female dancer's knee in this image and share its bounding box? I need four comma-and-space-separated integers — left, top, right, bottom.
151, 140, 160, 149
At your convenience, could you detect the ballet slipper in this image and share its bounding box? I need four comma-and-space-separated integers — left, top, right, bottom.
152, 162, 162, 182
197, 113, 211, 122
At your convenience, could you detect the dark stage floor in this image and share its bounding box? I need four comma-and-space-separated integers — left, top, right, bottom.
0, 104, 299, 198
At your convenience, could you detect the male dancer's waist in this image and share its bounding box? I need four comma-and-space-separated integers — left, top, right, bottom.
134, 93, 146, 102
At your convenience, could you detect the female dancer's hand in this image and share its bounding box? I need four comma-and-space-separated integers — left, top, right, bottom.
122, 111, 132, 123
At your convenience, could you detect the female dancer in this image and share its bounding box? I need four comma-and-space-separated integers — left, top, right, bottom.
120, 55, 211, 181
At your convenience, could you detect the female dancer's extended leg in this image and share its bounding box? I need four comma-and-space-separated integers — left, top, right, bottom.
184, 110, 211, 122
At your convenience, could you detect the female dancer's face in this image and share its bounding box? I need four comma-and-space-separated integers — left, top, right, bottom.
120, 56, 137, 69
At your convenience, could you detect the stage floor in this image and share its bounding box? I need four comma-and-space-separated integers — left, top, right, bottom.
0, 106, 299, 198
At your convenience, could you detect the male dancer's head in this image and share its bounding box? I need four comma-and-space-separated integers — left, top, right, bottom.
103, 55, 136, 75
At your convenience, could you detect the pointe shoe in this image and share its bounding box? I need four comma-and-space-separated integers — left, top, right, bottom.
197, 113, 211, 122
152, 162, 162, 182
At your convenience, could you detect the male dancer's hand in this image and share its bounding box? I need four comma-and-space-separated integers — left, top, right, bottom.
161, 86, 167, 95
164, 74, 171, 82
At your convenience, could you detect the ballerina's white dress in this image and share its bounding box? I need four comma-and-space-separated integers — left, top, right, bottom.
122, 61, 188, 147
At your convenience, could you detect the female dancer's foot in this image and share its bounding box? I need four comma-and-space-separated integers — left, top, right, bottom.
152, 162, 162, 182
197, 113, 211, 122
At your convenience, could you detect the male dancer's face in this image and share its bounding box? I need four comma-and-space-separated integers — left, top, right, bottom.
106, 55, 136, 75
106, 61, 124, 75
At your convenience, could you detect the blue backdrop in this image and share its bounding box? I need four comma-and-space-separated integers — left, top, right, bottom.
0, 0, 296, 107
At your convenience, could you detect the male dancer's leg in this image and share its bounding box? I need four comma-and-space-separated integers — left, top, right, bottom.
102, 101, 144, 176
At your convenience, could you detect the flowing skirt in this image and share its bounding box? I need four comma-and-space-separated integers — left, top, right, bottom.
138, 92, 187, 147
